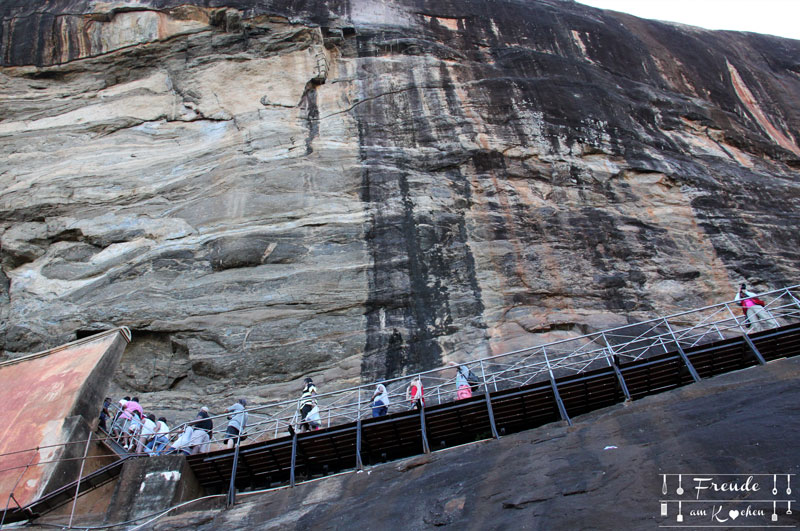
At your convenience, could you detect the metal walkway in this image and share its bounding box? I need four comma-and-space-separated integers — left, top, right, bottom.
188, 322, 800, 494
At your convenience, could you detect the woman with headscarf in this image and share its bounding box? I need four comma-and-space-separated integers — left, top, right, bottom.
371, 382, 390, 417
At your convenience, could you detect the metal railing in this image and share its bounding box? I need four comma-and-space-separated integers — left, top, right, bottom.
118, 284, 800, 455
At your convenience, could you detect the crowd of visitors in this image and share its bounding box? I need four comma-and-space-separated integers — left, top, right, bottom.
101, 362, 471, 457
103, 398, 249, 457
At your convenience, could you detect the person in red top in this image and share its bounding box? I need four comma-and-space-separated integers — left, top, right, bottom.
735, 283, 779, 332
406, 376, 424, 410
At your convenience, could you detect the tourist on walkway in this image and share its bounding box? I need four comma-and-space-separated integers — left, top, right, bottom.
147, 417, 171, 455
306, 404, 322, 431
406, 377, 424, 410
170, 410, 213, 455
136, 413, 158, 453
299, 377, 317, 432
371, 382, 390, 417
125, 410, 142, 451
224, 398, 248, 449
735, 283, 779, 332
192, 407, 214, 436
121, 397, 144, 449
450, 362, 473, 400
98, 397, 112, 432
169, 424, 210, 456
110, 396, 130, 437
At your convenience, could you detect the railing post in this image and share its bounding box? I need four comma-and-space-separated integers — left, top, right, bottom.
479, 360, 500, 439
726, 305, 766, 365
544, 348, 571, 426
356, 387, 361, 422
226, 437, 241, 508
663, 319, 701, 383
68, 432, 92, 528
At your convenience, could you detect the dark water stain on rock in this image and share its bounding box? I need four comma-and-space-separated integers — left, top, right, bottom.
355, 28, 487, 380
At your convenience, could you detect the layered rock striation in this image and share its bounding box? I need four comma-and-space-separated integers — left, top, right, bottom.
1, 0, 799, 412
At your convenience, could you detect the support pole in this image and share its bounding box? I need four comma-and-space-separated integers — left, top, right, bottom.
663, 319, 701, 383
726, 305, 766, 365
611, 355, 632, 401
226, 438, 241, 508
68, 432, 92, 528
355, 419, 363, 470
544, 349, 571, 426
549, 374, 571, 426
742, 333, 767, 365
480, 360, 500, 439
289, 431, 298, 488
603, 334, 632, 401
419, 405, 431, 454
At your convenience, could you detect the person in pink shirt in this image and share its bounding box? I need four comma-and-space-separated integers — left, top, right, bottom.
110, 397, 130, 437
735, 283, 779, 332
121, 397, 144, 450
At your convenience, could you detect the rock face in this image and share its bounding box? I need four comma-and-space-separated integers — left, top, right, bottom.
1, 0, 799, 413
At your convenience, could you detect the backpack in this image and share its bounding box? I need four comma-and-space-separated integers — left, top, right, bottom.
466, 368, 480, 392
752, 297, 766, 306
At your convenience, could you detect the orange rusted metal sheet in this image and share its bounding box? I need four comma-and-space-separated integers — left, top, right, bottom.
0, 330, 129, 509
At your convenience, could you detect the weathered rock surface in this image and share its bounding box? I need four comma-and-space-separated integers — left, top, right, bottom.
91, 355, 799, 530
1, 0, 799, 414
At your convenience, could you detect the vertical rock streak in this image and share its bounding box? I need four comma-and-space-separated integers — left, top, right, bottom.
355, 31, 487, 380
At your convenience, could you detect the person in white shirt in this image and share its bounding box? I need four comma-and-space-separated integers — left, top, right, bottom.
147, 417, 171, 455
169, 425, 210, 456
136, 413, 158, 453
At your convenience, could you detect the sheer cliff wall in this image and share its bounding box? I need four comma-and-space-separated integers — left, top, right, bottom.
1, 0, 798, 412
